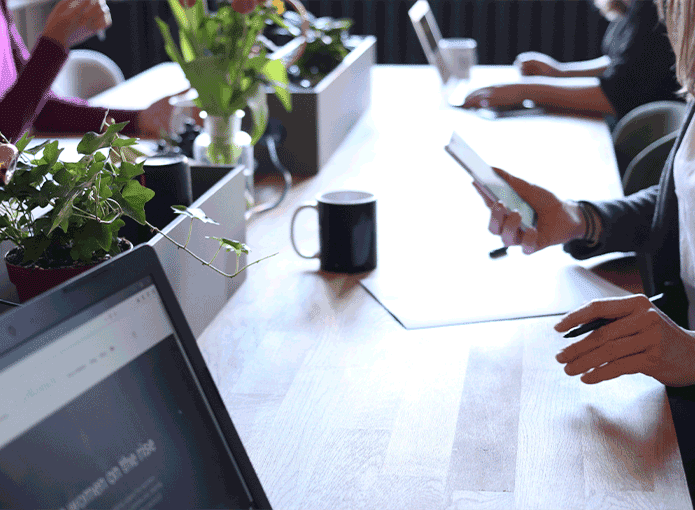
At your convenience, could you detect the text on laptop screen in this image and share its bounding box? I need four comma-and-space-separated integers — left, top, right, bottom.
0, 279, 255, 510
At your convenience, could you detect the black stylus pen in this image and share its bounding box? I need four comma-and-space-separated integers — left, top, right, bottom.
489, 246, 508, 259
563, 293, 665, 338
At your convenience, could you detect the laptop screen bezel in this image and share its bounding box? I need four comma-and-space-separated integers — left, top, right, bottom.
0, 244, 272, 509
409, 0, 453, 85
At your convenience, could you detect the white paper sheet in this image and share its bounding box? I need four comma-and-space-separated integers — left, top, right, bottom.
360, 244, 632, 329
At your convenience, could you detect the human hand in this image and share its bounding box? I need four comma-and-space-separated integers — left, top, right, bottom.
472, 167, 585, 254
554, 294, 695, 386
137, 89, 203, 139
514, 52, 563, 77
461, 84, 529, 109
232, 0, 264, 14
43, 0, 111, 50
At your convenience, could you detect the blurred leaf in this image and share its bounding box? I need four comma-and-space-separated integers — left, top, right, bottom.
261, 59, 291, 112
15, 132, 33, 152
207, 236, 249, 257
172, 205, 220, 224
155, 17, 185, 66
246, 84, 269, 145
76, 122, 128, 154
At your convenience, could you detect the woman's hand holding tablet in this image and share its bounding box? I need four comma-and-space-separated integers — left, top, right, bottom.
444, 131, 589, 253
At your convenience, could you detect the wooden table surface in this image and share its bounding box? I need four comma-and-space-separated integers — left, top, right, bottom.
94, 64, 692, 509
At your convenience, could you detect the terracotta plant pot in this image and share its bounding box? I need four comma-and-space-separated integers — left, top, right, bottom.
5, 239, 133, 303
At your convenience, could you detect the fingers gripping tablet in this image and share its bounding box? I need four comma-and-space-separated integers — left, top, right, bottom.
444, 131, 538, 230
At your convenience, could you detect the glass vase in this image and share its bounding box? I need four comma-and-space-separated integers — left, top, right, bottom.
194, 110, 245, 166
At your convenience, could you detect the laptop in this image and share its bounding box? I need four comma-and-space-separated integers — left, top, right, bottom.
409, 0, 470, 107
0, 244, 271, 509
408, 0, 544, 117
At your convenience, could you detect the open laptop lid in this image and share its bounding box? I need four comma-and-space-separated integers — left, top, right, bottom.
0, 244, 271, 509
409, 0, 452, 86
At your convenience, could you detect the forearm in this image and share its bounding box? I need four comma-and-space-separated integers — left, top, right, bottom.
556, 56, 611, 78
0, 36, 67, 142
522, 80, 616, 116
33, 97, 141, 137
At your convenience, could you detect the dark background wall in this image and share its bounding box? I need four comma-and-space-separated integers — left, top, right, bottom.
77, 0, 610, 80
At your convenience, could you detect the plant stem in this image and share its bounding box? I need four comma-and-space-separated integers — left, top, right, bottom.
209, 245, 223, 265
184, 218, 194, 249
145, 220, 277, 278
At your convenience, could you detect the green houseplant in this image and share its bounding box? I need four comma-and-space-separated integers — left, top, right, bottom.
280, 11, 353, 88
0, 119, 271, 302
156, 0, 300, 165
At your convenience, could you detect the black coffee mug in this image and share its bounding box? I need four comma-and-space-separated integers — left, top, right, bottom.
291, 190, 377, 273
120, 154, 193, 244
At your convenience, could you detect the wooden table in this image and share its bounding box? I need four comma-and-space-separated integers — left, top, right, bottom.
92, 64, 692, 509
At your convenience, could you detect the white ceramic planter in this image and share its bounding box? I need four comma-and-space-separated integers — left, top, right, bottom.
149, 164, 247, 338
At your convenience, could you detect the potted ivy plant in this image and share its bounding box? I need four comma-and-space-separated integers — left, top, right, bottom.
0, 119, 272, 302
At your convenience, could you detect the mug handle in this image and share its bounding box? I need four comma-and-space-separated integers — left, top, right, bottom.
290, 201, 320, 259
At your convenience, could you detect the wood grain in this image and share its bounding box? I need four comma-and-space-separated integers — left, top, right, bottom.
94, 64, 690, 509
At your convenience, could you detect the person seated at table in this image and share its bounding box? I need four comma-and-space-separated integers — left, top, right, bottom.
472, 0, 695, 387
461, 0, 680, 123
0, 0, 182, 143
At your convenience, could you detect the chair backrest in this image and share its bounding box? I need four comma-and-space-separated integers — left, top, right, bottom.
621, 130, 678, 196
612, 100, 687, 179
51, 49, 125, 100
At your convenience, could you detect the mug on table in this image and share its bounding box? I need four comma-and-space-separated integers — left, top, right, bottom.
290, 190, 377, 273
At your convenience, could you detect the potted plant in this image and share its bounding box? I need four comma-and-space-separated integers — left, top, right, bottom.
0, 119, 272, 302
277, 11, 354, 89
155, 0, 306, 165
258, 10, 376, 175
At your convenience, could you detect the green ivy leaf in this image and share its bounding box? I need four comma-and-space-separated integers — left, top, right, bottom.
114, 161, 145, 183
206, 236, 249, 257
115, 180, 155, 225
40, 141, 63, 169
49, 188, 81, 234
76, 122, 129, 154
21, 236, 51, 264
14, 132, 33, 152
172, 205, 220, 224
75, 220, 112, 252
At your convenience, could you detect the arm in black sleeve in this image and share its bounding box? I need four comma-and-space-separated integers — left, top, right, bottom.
599, 0, 681, 119
564, 184, 660, 259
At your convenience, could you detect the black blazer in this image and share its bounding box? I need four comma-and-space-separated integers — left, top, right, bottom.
565, 100, 695, 327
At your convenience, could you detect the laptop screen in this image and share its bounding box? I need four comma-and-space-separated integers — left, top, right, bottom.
409, 0, 452, 85
0, 277, 256, 509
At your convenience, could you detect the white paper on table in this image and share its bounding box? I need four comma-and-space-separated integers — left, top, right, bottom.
360, 244, 632, 329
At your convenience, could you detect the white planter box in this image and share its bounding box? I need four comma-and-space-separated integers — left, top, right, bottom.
256, 35, 376, 175
149, 165, 247, 338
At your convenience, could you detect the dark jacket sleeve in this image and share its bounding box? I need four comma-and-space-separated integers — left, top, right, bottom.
564, 185, 660, 259
599, 0, 681, 119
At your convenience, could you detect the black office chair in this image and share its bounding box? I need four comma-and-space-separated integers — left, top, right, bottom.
612, 100, 687, 180
621, 130, 678, 196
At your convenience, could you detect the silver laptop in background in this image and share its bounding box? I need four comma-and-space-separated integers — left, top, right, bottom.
409, 0, 470, 106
